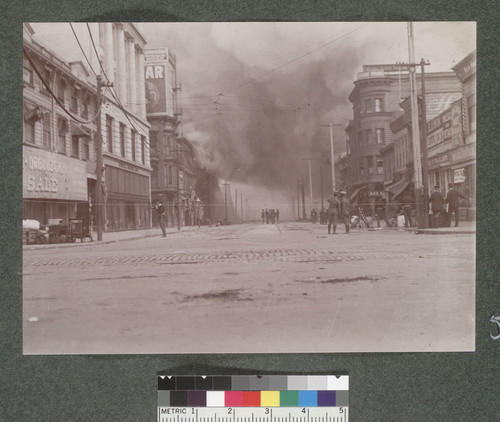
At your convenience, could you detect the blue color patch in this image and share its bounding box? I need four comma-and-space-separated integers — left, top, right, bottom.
299, 390, 317, 407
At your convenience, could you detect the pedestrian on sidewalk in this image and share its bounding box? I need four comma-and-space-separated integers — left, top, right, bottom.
401, 192, 414, 228
153, 200, 167, 237
326, 191, 340, 234
429, 185, 445, 227
340, 191, 351, 233
446, 183, 467, 227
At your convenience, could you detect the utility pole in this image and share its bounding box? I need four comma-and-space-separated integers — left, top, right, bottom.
235, 188, 238, 219
408, 22, 424, 228
296, 179, 300, 221
320, 165, 324, 210
223, 181, 229, 223
301, 177, 306, 220
420, 58, 430, 228
175, 140, 182, 231
321, 123, 342, 192
240, 192, 243, 220
95, 74, 113, 241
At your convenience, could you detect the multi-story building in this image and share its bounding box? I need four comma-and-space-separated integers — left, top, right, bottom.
23, 24, 98, 227
24, 23, 153, 232
97, 23, 152, 230
345, 68, 462, 204
145, 47, 201, 227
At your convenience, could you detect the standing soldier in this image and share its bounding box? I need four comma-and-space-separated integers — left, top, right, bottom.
261, 209, 265, 224
339, 191, 351, 234
153, 200, 167, 237
265, 209, 270, 224
326, 191, 340, 234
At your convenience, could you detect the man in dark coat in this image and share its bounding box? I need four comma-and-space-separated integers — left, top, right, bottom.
429, 186, 445, 227
446, 183, 466, 227
326, 192, 340, 234
153, 200, 167, 237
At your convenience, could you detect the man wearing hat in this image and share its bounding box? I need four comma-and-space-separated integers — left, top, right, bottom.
153, 200, 167, 237
446, 183, 467, 227
326, 191, 340, 234
339, 191, 351, 233
429, 185, 445, 227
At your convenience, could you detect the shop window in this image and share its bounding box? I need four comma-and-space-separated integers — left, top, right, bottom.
40, 67, 52, 95
72, 136, 79, 158
141, 135, 146, 164
57, 78, 66, 104
70, 87, 78, 113
377, 156, 384, 174
23, 66, 33, 86
150, 132, 157, 155
365, 129, 373, 145
58, 117, 68, 154
131, 129, 136, 161
363, 98, 372, 113
42, 111, 51, 149
23, 118, 36, 144
106, 115, 113, 153
375, 128, 384, 144
359, 159, 365, 177
119, 123, 126, 157
81, 94, 90, 119
82, 138, 90, 161
367, 156, 374, 175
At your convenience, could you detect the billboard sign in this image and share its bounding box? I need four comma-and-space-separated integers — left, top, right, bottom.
145, 48, 169, 115
23, 145, 87, 201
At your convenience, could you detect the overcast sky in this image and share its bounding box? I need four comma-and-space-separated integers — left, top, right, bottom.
29, 22, 475, 213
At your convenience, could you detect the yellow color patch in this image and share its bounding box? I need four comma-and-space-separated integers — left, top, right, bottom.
260, 391, 280, 407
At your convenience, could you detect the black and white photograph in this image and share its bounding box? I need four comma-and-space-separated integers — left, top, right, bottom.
22, 21, 476, 354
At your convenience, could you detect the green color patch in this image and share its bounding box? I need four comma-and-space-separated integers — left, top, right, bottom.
280, 390, 299, 406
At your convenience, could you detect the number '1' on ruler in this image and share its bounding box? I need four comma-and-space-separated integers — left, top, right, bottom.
157, 375, 349, 422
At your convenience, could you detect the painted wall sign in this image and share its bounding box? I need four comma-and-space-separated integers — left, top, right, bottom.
23, 145, 87, 201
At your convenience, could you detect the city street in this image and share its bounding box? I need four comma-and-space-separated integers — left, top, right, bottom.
23, 222, 475, 354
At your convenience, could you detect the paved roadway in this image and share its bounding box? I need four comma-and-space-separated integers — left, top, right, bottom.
23, 222, 475, 354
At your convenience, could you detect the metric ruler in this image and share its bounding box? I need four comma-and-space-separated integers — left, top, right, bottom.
157, 375, 349, 422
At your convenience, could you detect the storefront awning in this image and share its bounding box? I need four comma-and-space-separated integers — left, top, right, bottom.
70, 121, 90, 137
349, 187, 362, 201
386, 177, 410, 198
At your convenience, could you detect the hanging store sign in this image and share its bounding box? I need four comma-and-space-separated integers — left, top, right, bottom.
454, 168, 466, 183
23, 145, 87, 201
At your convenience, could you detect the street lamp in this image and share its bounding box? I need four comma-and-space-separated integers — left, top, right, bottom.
320, 123, 342, 192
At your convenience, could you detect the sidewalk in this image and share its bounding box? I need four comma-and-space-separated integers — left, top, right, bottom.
22, 225, 201, 250
406, 220, 476, 235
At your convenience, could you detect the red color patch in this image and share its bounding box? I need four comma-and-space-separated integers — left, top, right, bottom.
225, 391, 243, 407
242, 391, 261, 407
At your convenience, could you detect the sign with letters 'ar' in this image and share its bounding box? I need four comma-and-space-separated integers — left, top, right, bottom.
144, 48, 170, 115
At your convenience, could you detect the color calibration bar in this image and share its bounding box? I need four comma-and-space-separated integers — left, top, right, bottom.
158, 376, 349, 422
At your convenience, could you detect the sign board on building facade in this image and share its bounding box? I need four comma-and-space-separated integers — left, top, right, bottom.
454, 168, 466, 183
144, 48, 169, 115
363, 63, 413, 72
23, 145, 87, 201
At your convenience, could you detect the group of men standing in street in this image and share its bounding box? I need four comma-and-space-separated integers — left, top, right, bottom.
261, 208, 280, 224
326, 191, 351, 234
